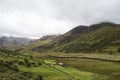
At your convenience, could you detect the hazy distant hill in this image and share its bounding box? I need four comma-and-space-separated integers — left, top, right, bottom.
33, 22, 120, 53
39, 35, 59, 41
13, 35, 60, 53
0, 36, 31, 48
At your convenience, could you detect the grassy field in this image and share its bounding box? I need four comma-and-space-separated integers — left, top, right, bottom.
54, 65, 104, 80
0, 52, 108, 80
18, 64, 70, 80
0, 51, 120, 80
33, 53, 120, 80
47, 53, 120, 61
18, 59, 105, 80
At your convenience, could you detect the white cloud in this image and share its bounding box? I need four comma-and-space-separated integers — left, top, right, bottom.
0, 0, 120, 38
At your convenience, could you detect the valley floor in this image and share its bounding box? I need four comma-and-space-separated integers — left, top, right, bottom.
33, 53, 120, 80
0, 52, 120, 80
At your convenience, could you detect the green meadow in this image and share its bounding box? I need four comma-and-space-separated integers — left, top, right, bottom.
0, 50, 120, 80
0, 51, 108, 80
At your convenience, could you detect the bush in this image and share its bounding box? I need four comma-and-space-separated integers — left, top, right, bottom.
26, 62, 32, 67
21, 72, 32, 78
7, 61, 14, 65
31, 62, 37, 67
0, 61, 19, 72
31, 62, 36, 65
18, 61, 24, 65
14, 60, 18, 63
30, 55, 33, 60
109, 51, 113, 55
38, 62, 42, 66
34, 75, 43, 80
118, 47, 120, 52
24, 58, 32, 67
0, 60, 4, 63
3, 61, 11, 69
24, 58, 29, 63
12, 65, 19, 72
0, 66, 9, 72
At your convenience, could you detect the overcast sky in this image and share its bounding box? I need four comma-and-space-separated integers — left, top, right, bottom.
0, 0, 120, 39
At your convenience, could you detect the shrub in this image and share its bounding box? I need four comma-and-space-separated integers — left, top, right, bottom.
24, 58, 32, 67
12, 65, 19, 72
3, 61, 11, 69
0, 61, 19, 72
118, 47, 120, 52
26, 62, 31, 67
34, 75, 43, 80
30, 55, 33, 60
7, 61, 14, 65
38, 62, 42, 66
14, 60, 18, 63
0, 66, 9, 72
21, 72, 32, 78
18, 61, 24, 65
109, 51, 113, 55
24, 58, 29, 63
31, 62, 37, 67
31, 62, 36, 65
0, 60, 4, 63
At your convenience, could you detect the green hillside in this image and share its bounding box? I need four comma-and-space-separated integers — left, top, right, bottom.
32, 22, 120, 53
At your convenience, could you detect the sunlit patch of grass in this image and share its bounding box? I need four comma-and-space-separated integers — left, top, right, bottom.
44, 59, 56, 65
18, 64, 72, 80
54, 65, 104, 80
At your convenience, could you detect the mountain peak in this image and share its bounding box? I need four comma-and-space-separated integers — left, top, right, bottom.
70, 25, 88, 35
89, 22, 118, 30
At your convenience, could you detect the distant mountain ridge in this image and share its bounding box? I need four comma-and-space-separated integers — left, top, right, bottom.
39, 35, 60, 41
0, 36, 32, 48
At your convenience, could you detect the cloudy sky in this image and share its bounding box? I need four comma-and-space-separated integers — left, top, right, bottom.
0, 0, 120, 39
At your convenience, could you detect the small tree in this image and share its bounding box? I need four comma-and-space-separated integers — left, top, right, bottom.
109, 51, 113, 55
118, 47, 120, 52
24, 58, 28, 63
30, 54, 33, 60
18, 61, 24, 65
28, 49, 33, 60
34, 75, 43, 80
26, 62, 31, 67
